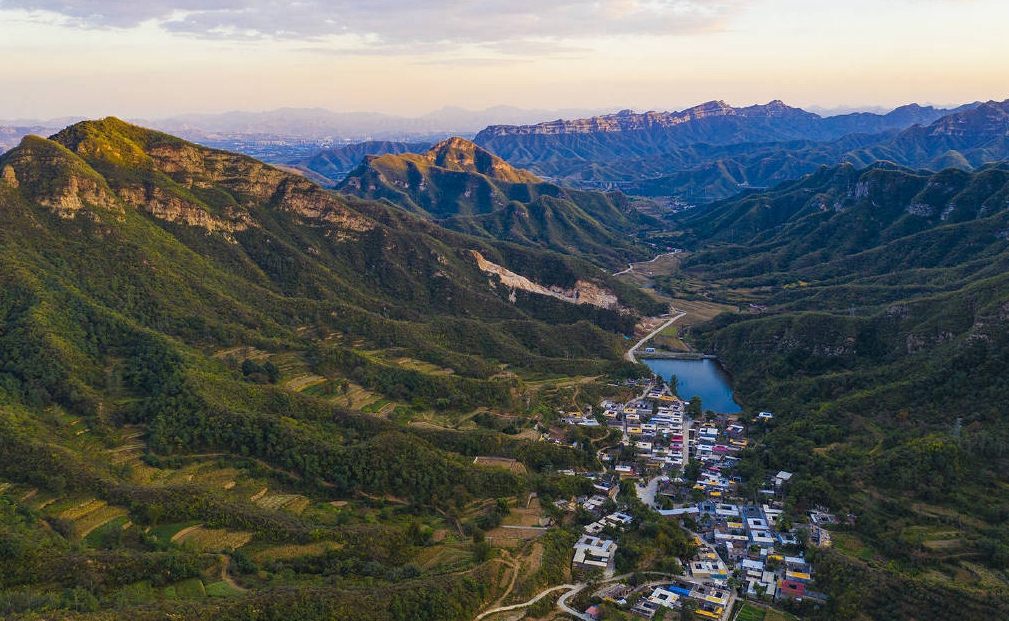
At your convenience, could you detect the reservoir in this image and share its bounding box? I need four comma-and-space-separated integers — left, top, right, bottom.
643, 358, 742, 414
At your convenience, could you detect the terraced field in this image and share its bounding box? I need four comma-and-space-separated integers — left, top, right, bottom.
255, 493, 311, 514
247, 541, 343, 564
172, 526, 253, 552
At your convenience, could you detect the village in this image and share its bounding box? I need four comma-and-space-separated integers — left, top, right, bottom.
547, 379, 835, 621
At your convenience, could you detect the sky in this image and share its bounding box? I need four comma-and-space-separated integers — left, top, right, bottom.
1, 0, 1007, 120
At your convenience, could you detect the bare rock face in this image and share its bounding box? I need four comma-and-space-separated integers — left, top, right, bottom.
0, 136, 122, 219
32, 120, 374, 237
2, 165, 18, 188
40, 174, 121, 218
143, 144, 373, 235
470, 250, 621, 310
117, 185, 251, 233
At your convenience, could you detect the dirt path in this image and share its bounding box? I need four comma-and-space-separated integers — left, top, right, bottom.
218, 554, 249, 592
487, 550, 521, 610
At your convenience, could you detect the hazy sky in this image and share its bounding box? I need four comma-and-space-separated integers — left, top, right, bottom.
1, 0, 1007, 119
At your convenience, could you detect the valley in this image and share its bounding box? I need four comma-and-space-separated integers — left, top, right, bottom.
0, 106, 1008, 621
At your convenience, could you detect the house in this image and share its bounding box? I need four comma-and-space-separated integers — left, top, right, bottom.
646, 587, 682, 609
605, 512, 634, 528
614, 464, 635, 478
657, 506, 699, 517
785, 569, 812, 584
722, 540, 747, 561
689, 559, 728, 581
715, 503, 740, 518
582, 495, 609, 515
777, 578, 806, 599
773, 471, 793, 495
572, 534, 616, 574
630, 600, 659, 619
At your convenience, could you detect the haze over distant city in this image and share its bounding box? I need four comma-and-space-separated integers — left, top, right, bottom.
1, 0, 1007, 120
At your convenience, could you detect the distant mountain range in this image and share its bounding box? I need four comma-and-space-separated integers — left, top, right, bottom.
0, 119, 83, 153
10, 99, 1009, 211
470, 99, 1007, 200
141, 105, 612, 142
298, 141, 434, 184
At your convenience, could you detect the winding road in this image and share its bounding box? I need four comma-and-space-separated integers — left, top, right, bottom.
474, 583, 582, 621
613, 251, 680, 276
626, 310, 686, 364
474, 571, 687, 621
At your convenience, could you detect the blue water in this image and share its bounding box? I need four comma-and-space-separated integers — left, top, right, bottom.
644, 358, 742, 414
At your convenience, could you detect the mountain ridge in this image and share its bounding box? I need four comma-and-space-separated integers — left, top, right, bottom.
337, 137, 657, 264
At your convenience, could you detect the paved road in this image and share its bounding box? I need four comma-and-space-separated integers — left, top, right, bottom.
682, 415, 692, 466
472, 573, 686, 621
613, 251, 680, 276
626, 311, 686, 364
474, 583, 580, 621
556, 583, 593, 620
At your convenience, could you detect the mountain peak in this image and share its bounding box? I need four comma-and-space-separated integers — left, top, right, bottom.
423, 137, 541, 183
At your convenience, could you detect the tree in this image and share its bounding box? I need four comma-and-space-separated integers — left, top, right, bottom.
686, 397, 702, 418
684, 459, 702, 483
795, 525, 811, 551
263, 360, 280, 383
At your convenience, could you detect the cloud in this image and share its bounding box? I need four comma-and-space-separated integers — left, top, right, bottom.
0, 1, 748, 47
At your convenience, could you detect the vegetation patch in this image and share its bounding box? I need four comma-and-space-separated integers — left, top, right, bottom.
205, 580, 245, 598
735, 604, 767, 621
173, 526, 253, 552
172, 578, 207, 599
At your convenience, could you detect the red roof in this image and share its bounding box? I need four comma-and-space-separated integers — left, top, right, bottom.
778, 580, 806, 597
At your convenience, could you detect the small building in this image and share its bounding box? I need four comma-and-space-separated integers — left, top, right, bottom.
777, 578, 806, 599
646, 587, 682, 609
573, 535, 616, 575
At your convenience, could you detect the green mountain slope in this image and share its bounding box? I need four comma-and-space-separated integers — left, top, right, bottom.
0, 119, 663, 620
293, 140, 433, 185
672, 163, 1009, 620
337, 137, 657, 264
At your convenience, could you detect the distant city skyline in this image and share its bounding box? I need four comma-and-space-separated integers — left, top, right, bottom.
1, 0, 1006, 120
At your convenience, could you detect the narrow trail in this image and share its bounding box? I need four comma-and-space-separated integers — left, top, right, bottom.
218, 554, 249, 592
488, 551, 521, 611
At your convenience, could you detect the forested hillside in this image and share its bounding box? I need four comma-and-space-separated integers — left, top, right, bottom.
0, 119, 660, 620
670, 162, 1009, 620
